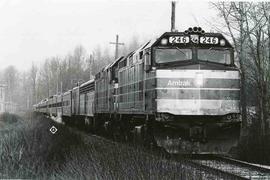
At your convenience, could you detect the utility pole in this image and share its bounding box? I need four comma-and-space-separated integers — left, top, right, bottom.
110, 34, 124, 60
89, 53, 94, 79
171, 1, 176, 32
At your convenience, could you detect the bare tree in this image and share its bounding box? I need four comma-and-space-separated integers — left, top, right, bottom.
212, 2, 249, 132
30, 62, 38, 105
213, 2, 270, 135
3, 66, 18, 102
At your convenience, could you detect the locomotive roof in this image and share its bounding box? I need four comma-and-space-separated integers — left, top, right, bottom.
99, 37, 158, 74
95, 29, 232, 77
102, 56, 124, 72
109, 56, 124, 68
103, 63, 111, 71
140, 39, 157, 50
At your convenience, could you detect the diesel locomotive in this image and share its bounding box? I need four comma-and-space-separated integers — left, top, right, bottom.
34, 27, 241, 154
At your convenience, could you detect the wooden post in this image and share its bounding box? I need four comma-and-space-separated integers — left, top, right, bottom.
110, 34, 124, 60
89, 53, 94, 79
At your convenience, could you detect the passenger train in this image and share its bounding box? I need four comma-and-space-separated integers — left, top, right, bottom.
34, 27, 241, 154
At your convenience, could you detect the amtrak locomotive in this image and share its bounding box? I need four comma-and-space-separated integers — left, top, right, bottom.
34, 27, 241, 154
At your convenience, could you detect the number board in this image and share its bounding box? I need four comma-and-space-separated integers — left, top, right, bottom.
199, 37, 219, 44
169, 36, 190, 44
167, 36, 219, 45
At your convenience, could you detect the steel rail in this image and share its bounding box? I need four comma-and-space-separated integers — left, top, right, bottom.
185, 154, 270, 174
170, 154, 247, 180
213, 155, 270, 175
177, 154, 270, 179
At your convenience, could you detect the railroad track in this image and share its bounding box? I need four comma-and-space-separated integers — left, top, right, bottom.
84, 132, 270, 179
87, 134, 247, 179
50, 117, 270, 179
171, 154, 270, 180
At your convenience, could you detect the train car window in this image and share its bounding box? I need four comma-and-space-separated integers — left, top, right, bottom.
113, 66, 118, 81
139, 51, 143, 59
96, 72, 101, 79
198, 49, 231, 65
121, 71, 124, 86
155, 48, 192, 63
134, 65, 137, 82
144, 52, 151, 72
129, 56, 133, 66
139, 64, 143, 80
119, 71, 122, 86
119, 59, 127, 68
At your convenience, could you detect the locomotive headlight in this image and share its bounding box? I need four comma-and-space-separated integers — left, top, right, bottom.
220, 39, 226, 46
161, 38, 168, 45
195, 73, 204, 87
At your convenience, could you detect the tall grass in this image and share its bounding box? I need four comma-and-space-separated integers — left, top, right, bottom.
0, 113, 84, 179
0, 113, 215, 179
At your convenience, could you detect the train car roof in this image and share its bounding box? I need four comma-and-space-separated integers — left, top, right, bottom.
80, 79, 95, 88
72, 86, 79, 90
63, 90, 71, 95
41, 99, 47, 102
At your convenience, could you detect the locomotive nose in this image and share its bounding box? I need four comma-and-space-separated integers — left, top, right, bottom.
155, 69, 240, 116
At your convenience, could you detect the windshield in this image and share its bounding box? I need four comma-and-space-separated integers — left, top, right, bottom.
198, 49, 231, 64
155, 48, 192, 63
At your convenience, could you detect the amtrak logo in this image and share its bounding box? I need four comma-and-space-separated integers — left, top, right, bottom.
167, 80, 191, 87
190, 34, 199, 44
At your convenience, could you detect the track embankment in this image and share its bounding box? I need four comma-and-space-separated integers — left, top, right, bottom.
0, 112, 233, 179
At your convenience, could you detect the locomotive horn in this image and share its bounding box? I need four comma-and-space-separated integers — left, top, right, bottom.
193, 27, 198, 32
188, 27, 193, 32
198, 27, 202, 32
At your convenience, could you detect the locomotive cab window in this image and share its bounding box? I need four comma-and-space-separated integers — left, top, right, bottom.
155, 48, 192, 63
198, 48, 231, 65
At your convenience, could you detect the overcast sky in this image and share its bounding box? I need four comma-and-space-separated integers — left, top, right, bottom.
0, 0, 219, 71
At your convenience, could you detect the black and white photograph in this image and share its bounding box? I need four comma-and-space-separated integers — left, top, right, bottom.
0, 0, 270, 179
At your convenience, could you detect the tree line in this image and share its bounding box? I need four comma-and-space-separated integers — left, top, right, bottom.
0, 35, 142, 111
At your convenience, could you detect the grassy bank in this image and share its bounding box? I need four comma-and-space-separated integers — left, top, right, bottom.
238, 121, 270, 165
0, 113, 84, 179
0, 113, 215, 179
